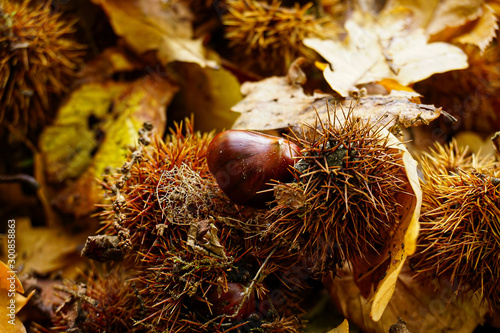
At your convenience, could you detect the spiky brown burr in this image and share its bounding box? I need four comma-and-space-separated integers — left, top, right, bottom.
0, 0, 85, 131
44, 267, 143, 333
410, 141, 500, 306
267, 108, 408, 273
93, 121, 306, 332
222, 0, 332, 75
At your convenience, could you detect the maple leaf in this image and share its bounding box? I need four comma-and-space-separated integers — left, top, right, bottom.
304, 9, 469, 96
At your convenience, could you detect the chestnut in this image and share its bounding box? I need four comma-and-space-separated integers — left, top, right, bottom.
202, 282, 256, 321
206, 130, 300, 207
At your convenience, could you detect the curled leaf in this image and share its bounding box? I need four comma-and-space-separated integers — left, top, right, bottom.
350, 127, 421, 321
231, 76, 442, 132
325, 264, 489, 333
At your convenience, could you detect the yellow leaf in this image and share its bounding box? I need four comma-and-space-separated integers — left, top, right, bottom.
327, 319, 349, 333
0, 291, 26, 333
41, 82, 130, 183
0, 218, 88, 275
0, 261, 22, 294
92, 0, 217, 68
453, 130, 497, 157
40, 50, 178, 216
325, 265, 489, 333
377, 79, 416, 93
351, 128, 421, 321
168, 60, 242, 132
314, 61, 329, 71
0, 260, 35, 333
15, 290, 35, 314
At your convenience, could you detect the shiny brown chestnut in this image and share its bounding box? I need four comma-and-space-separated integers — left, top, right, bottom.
207, 130, 300, 207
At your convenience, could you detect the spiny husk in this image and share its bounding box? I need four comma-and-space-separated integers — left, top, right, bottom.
0, 0, 85, 131
98, 121, 306, 332
222, 0, 332, 75
411, 140, 500, 306
267, 108, 408, 274
45, 267, 143, 333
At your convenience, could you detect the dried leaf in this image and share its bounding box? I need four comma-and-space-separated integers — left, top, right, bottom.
304, 10, 468, 96
40, 50, 178, 216
232, 76, 328, 130
167, 60, 241, 132
387, 0, 498, 51
41, 81, 130, 182
0, 260, 35, 333
327, 319, 349, 333
422, 0, 486, 35
92, 0, 217, 68
453, 4, 499, 51
0, 218, 88, 275
231, 76, 441, 132
325, 265, 489, 333
187, 219, 227, 260
453, 130, 497, 157
351, 128, 421, 321
15, 290, 35, 315
78, 47, 144, 81
0, 261, 23, 294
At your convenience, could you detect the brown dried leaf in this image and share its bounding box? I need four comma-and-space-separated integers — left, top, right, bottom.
231, 76, 441, 132
0, 219, 88, 275
40, 49, 178, 216
351, 128, 421, 321
453, 4, 499, 51
187, 219, 228, 260
91, 0, 217, 68
325, 264, 489, 333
